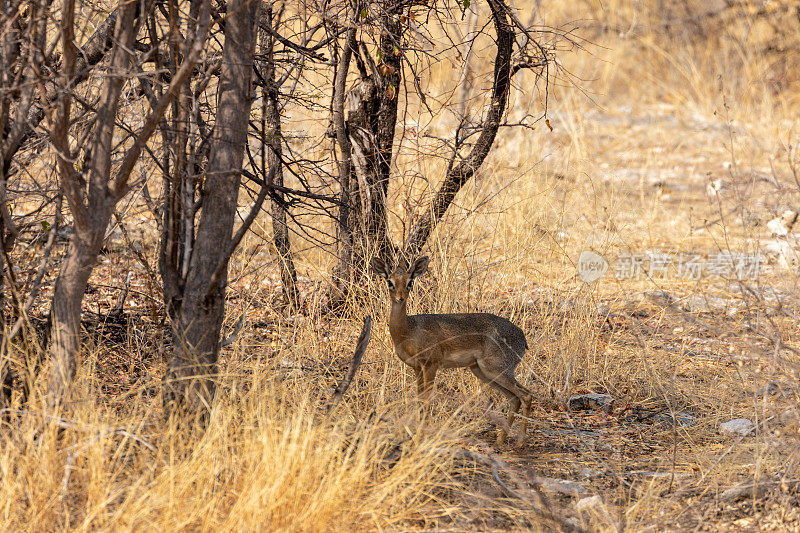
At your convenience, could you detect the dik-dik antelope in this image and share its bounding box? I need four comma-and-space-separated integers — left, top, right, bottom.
372, 256, 533, 446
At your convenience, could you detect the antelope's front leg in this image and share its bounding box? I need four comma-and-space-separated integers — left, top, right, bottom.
421, 365, 437, 401
415, 367, 425, 396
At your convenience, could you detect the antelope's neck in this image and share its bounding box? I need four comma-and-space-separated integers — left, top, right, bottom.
388, 300, 411, 341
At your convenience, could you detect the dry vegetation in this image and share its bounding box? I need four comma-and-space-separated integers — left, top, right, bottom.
4, 0, 800, 530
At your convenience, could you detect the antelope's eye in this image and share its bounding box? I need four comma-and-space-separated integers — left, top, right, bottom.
387, 279, 395, 290
406, 278, 414, 290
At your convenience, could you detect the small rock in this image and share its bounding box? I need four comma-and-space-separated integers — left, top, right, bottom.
763, 239, 797, 268
654, 411, 696, 428
579, 468, 603, 479
706, 178, 727, 198
568, 393, 615, 413
681, 296, 734, 314
533, 477, 588, 497
758, 381, 789, 397
575, 494, 619, 528
575, 495, 604, 512
719, 418, 755, 437
766, 209, 798, 236
628, 470, 692, 479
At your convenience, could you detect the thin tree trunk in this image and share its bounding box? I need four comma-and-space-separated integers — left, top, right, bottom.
370, 6, 402, 259
349, 4, 402, 269
0, 3, 23, 399
260, 5, 299, 310
164, 0, 259, 413
331, 25, 357, 305
48, 240, 98, 403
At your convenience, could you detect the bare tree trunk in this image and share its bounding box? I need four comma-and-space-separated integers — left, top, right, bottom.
404, 0, 514, 258
48, 0, 210, 407
331, 25, 357, 305
0, 0, 50, 328
330, 2, 402, 305
347, 4, 401, 270
158, 0, 197, 323
260, 5, 299, 310
164, 0, 259, 413
48, 240, 99, 403
48, 0, 139, 406
0, 0, 25, 405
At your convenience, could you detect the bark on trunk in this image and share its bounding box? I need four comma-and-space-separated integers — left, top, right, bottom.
164, 0, 259, 413
48, 240, 99, 403
48, 0, 207, 408
347, 12, 400, 268
0, 1, 24, 404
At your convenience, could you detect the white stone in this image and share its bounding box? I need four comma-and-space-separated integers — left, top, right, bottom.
767, 210, 798, 236
719, 418, 755, 437
576, 495, 604, 512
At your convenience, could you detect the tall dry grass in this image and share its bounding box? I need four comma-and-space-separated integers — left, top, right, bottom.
1, 354, 485, 530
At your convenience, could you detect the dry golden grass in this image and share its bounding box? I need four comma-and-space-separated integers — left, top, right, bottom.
3, 0, 800, 530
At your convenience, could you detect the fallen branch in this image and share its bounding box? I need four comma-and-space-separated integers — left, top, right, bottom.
327, 315, 371, 411
108, 271, 133, 319
221, 314, 246, 348
720, 477, 800, 502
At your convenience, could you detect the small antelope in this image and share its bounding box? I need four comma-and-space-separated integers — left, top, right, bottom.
372, 255, 533, 446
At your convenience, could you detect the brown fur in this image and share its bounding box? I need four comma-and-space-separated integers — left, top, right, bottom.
372, 256, 533, 447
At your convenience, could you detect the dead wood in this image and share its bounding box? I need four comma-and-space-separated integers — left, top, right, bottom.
328, 315, 372, 411
720, 477, 800, 502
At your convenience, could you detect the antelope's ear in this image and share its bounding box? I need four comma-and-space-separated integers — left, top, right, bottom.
409, 256, 430, 278
371, 257, 390, 279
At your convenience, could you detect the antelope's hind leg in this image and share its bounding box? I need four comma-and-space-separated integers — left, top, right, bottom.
484, 372, 532, 447
473, 367, 521, 447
